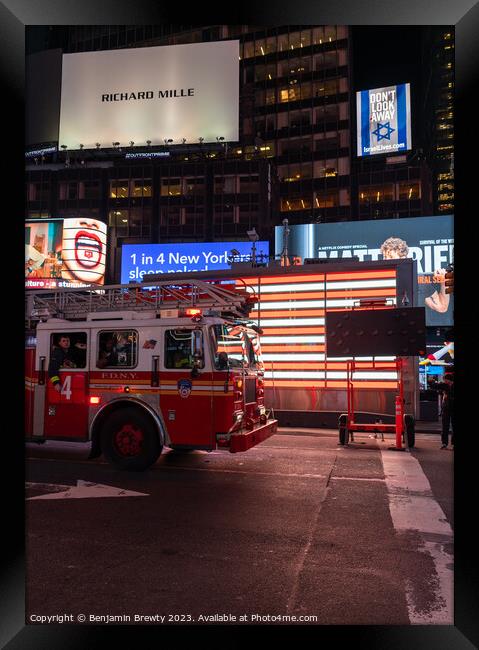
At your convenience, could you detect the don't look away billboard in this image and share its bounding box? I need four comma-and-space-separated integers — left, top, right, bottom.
356, 83, 412, 157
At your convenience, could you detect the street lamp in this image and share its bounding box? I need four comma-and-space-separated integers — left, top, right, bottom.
247, 227, 259, 265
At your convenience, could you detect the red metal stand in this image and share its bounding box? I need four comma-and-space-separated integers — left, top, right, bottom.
344, 357, 407, 450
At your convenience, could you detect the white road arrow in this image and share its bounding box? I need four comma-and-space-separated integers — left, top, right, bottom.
26, 480, 149, 500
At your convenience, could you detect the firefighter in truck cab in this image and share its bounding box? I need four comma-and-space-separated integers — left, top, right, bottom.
48, 334, 86, 391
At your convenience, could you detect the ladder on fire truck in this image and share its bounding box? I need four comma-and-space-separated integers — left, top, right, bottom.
26, 279, 256, 322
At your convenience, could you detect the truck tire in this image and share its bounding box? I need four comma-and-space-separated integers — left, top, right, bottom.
404, 414, 415, 449
101, 407, 162, 471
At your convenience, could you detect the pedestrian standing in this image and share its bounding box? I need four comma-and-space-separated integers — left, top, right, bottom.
433, 372, 454, 449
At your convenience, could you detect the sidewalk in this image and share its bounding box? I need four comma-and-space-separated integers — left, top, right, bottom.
415, 420, 442, 433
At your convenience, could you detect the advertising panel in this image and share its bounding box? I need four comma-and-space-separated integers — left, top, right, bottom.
241, 267, 400, 389
356, 83, 412, 157
121, 241, 269, 283
25, 218, 107, 288
274, 215, 453, 326
59, 40, 239, 149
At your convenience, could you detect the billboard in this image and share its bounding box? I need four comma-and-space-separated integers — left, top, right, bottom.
59, 41, 239, 149
356, 83, 411, 157
121, 241, 270, 283
25, 218, 107, 288
241, 267, 401, 390
274, 215, 453, 326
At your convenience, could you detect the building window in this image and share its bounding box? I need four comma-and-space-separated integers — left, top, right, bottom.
279, 86, 301, 103
279, 162, 313, 182
281, 195, 312, 211
82, 180, 101, 200
109, 180, 129, 199
161, 178, 182, 196
254, 63, 277, 82
315, 105, 340, 123
59, 182, 78, 201
215, 175, 237, 194
359, 184, 395, 204
314, 134, 340, 152
255, 114, 276, 135
132, 179, 152, 197
281, 137, 312, 156
397, 181, 421, 201
289, 110, 311, 128
315, 190, 339, 208
184, 178, 205, 196
239, 174, 259, 193
109, 209, 129, 230
314, 51, 339, 71
281, 57, 311, 77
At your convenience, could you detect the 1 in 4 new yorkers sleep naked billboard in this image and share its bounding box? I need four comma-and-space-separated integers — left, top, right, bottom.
121, 241, 270, 283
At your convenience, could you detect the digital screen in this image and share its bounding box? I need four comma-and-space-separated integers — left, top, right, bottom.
275, 215, 453, 326
59, 40, 239, 149
25, 218, 107, 288
242, 268, 400, 389
121, 241, 270, 283
356, 83, 412, 157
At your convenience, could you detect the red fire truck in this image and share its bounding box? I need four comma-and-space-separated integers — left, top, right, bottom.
25, 279, 278, 470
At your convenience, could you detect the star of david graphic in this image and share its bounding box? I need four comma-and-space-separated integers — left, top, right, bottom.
372, 121, 395, 141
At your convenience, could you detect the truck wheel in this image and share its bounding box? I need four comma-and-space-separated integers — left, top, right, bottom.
404, 414, 415, 449
101, 407, 162, 471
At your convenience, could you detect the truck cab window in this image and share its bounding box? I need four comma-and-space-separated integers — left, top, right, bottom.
97, 330, 137, 368
49, 332, 87, 370
165, 329, 204, 369
212, 324, 250, 369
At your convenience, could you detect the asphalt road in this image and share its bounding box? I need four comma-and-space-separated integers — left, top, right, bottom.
25, 429, 453, 626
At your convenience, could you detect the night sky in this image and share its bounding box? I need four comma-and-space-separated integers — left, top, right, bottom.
352, 26, 425, 151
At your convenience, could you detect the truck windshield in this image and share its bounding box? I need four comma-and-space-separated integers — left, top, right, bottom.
211, 324, 260, 370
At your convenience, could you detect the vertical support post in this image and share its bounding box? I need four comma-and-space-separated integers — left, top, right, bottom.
395, 358, 404, 449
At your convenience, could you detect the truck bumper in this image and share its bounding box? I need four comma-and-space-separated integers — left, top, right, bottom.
228, 418, 278, 453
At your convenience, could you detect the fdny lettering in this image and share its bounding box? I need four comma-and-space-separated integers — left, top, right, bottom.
101, 371, 138, 379
101, 89, 194, 101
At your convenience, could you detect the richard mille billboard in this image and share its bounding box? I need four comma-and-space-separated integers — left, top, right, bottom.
356, 83, 412, 157
59, 40, 239, 149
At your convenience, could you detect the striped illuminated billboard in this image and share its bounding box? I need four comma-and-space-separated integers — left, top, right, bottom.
240, 268, 399, 389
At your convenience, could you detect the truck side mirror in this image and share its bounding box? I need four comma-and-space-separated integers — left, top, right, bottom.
191, 329, 203, 378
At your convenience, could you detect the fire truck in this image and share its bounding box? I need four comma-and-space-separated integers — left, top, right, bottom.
25, 279, 278, 470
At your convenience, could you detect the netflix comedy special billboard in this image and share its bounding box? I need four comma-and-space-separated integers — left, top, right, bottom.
275, 215, 453, 326
356, 83, 412, 157
25, 218, 107, 288
59, 41, 239, 149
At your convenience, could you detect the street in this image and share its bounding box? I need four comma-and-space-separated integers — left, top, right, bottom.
25, 428, 453, 626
